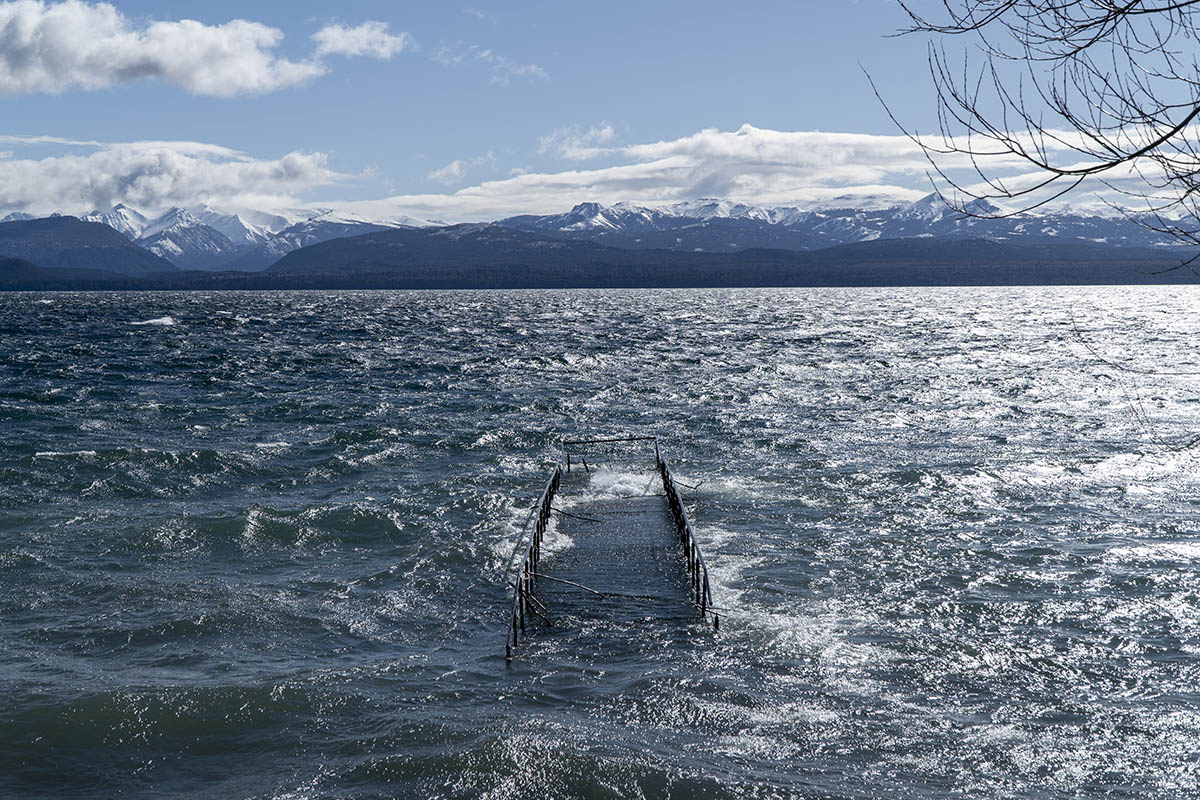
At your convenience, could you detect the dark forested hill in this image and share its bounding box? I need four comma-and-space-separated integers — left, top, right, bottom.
262, 224, 1183, 288
0, 217, 178, 277
0, 224, 1189, 290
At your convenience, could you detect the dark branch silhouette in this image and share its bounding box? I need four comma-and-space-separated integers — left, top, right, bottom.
892, 1, 1200, 243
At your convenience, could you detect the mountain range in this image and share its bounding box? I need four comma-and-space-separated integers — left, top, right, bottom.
497, 196, 1184, 253
0, 193, 1188, 275
0, 193, 1195, 289
0, 215, 1188, 291
70, 204, 423, 271
0, 216, 177, 276
257, 223, 1184, 288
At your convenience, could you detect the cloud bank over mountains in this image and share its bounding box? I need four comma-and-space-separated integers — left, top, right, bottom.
0, 1, 411, 96
0, 138, 343, 215
345, 124, 1147, 222
0, 124, 1168, 221
0, 3, 1165, 231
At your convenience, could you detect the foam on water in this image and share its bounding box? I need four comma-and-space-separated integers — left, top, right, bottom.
3, 287, 1200, 798
1108, 541, 1200, 562
561, 466, 657, 503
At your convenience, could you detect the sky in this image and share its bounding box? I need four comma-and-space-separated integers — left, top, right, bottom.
0, 0, 1104, 221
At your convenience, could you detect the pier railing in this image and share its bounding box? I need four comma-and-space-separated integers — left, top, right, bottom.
506, 464, 562, 661
658, 455, 719, 630
562, 435, 660, 474
505, 436, 717, 661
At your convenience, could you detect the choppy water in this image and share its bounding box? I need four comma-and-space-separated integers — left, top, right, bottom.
2, 287, 1200, 799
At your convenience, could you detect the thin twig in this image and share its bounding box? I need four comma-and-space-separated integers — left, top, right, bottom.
550, 506, 602, 523
531, 572, 606, 596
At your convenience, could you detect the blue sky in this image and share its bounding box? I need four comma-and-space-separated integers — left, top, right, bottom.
0, 1, 1024, 220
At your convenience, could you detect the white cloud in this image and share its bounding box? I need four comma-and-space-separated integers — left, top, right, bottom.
427, 152, 494, 184
0, 1, 324, 95
462, 7, 497, 24
0, 2, 416, 96
432, 42, 547, 84
337, 124, 1140, 222
427, 159, 469, 184
0, 124, 1159, 224
0, 134, 103, 146
335, 125, 939, 221
0, 139, 346, 215
538, 123, 616, 160
313, 21, 414, 59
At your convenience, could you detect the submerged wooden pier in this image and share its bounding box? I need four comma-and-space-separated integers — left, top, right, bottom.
505, 437, 717, 661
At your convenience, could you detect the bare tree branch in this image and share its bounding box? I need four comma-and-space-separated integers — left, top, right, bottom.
890, 0, 1200, 238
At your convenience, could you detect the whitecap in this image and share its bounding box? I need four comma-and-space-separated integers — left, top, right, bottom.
492, 494, 575, 576
1108, 541, 1200, 562
563, 468, 657, 502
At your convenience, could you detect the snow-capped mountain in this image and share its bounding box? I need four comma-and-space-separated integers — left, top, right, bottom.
665, 198, 785, 223
68, 203, 425, 270
221, 210, 413, 271
497, 195, 1184, 252
82, 204, 149, 240
135, 208, 242, 270
502, 202, 678, 234
10, 191, 1189, 273
186, 204, 272, 249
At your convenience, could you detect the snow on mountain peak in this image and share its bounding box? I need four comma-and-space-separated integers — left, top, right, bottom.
562, 202, 621, 230
301, 208, 406, 228
901, 193, 954, 220
568, 202, 607, 216
185, 204, 271, 247
139, 207, 204, 240
900, 193, 1004, 221
666, 198, 773, 222
83, 204, 150, 239
962, 197, 1002, 216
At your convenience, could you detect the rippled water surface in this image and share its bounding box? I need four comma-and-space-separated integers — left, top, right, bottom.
3, 287, 1200, 799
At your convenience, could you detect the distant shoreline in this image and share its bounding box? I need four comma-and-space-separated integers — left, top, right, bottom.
3, 215, 1196, 291
4, 275, 1198, 292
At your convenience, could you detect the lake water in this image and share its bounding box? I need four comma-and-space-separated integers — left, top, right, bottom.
2, 287, 1199, 799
